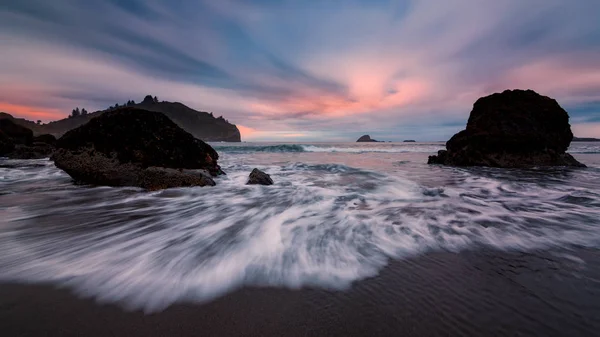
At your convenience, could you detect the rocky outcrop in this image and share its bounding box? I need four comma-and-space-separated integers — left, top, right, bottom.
52, 108, 223, 189
0, 130, 15, 155
0, 118, 33, 146
428, 89, 585, 168
7, 143, 54, 159
247, 168, 273, 185
403, 140, 416, 143
33, 134, 57, 145
0, 118, 54, 159
357, 135, 380, 142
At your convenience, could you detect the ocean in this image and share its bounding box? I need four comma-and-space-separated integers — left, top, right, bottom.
1, 141, 600, 336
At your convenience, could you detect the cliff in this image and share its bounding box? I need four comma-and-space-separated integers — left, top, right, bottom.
0, 97, 241, 142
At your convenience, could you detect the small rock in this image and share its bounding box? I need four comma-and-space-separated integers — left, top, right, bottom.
247, 168, 273, 185
356, 135, 380, 142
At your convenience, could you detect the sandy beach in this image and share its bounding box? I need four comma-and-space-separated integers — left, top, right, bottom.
2, 249, 599, 337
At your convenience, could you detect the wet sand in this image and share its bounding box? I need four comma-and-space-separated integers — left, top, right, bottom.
2, 249, 599, 337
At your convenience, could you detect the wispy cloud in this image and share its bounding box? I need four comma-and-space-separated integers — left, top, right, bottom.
1, 0, 599, 140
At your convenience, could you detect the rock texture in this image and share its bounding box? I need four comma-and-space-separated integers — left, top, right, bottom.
357, 135, 380, 142
428, 89, 585, 168
52, 108, 222, 189
247, 168, 274, 185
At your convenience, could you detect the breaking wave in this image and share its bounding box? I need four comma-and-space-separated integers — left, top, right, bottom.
1, 158, 600, 312
212, 143, 445, 154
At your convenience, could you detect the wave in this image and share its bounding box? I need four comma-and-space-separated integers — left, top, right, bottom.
213, 144, 445, 154
209, 143, 600, 155
213, 144, 306, 153
1, 159, 600, 312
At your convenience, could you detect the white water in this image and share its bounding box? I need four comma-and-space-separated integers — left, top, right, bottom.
1, 146, 600, 312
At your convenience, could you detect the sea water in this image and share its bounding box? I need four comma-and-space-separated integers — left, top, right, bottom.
1, 142, 599, 312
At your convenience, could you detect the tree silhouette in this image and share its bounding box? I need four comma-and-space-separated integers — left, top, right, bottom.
81, 108, 88, 115
37, 120, 41, 125
154, 96, 159, 103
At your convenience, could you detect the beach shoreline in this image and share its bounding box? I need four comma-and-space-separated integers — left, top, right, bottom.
2, 249, 599, 337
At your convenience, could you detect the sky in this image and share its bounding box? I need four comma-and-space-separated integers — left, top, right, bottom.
1, 0, 600, 141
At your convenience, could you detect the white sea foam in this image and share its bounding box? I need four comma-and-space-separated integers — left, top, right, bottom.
1, 158, 599, 312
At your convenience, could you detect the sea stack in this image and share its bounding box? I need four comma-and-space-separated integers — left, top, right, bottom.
357, 135, 379, 142
52, 108, 223, 189
428, 89, 585, 168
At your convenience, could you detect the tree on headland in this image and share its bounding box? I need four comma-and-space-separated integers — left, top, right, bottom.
71, 107, 81, 118
37, 120, 42, 125
154, 96, 159, 103
81, 108, 88, 115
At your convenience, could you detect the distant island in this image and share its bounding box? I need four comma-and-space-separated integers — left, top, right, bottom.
356, 135, 381, 142
0, 95, 241, 142
573, 137, 600, 142
403, 140, 416, 142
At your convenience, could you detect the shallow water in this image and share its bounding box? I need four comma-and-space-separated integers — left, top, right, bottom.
1, 142, 599, 312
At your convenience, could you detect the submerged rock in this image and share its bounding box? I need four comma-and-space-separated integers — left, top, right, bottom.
428, 90, 585, 168
52, 107, 222, 189
247, 168, 274, 185
357, 135, 380, 142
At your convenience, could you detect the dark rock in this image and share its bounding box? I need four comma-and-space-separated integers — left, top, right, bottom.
33, 134, 57, 145
428, 90, 585, 168
357, 135, 379, 142
247, 168, 273, 185
0, 118, 33, 145
52, 108, 221, 189
8, 143, 54, 159
573, 137, 600, 142
0, 119, 54, 159
403, 140, 416, 142
0, 130, 15, 156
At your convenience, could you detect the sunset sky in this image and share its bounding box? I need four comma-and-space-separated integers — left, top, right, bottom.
1, 0, 600, 141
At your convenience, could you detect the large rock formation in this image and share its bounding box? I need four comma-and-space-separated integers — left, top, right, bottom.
357, 135, 380, 142
52, 108, 222, 189
2, 96, 242, 142
428, 90, 585, 168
